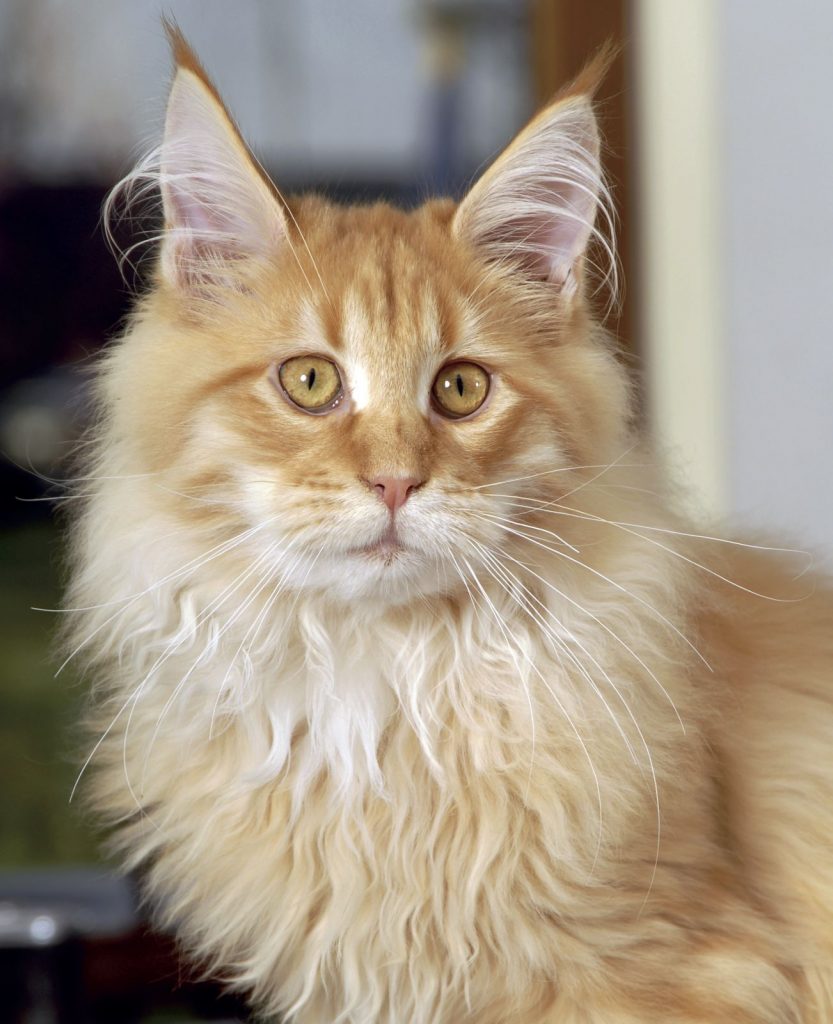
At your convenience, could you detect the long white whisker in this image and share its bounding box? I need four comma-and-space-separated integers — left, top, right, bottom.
208, 543, 318, 740
454, 550, 605, 869
138, 541, 287, 793
152, 483, 250, 509
477, 509, 580, 554
492, 494, 811, 562
54, 517, 278, 669
45, 518, 273, 614
475, 555, 661, 898
446, 543, 537, 801
208, 555, 295, 736
552, 444, 639, 504
477, 530, 685, 733
478, 510, 710, 673
471, 539, 644, 770
17, 493, 102, 503
535, 501, 812, 602
468, 541, 662, 907
122, 540, 284, 802
471, 456, 646, 492
70, 533, 280, 805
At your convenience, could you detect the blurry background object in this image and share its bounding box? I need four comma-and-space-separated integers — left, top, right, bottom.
1, 0, 831, 1019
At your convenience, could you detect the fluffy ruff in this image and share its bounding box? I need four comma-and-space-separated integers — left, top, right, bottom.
68, 456, 833, 1023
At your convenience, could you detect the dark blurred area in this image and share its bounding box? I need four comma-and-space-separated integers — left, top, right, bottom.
0, 2, 633, 1020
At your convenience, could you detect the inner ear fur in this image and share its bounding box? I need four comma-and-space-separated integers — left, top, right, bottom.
453, 45, 616, 301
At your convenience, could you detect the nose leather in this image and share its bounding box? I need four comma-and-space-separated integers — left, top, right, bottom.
369, 476, 423, 514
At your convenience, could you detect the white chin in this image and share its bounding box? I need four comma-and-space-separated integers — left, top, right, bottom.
345, 548, 432, 601
299, 546, 442, 604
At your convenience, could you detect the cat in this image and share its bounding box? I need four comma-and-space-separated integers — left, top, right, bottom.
64, 25, 833, 1024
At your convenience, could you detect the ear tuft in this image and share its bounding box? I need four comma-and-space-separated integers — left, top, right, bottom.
163, 18, 205, 80
557, 39, 619, 105
453, 50, 616, 303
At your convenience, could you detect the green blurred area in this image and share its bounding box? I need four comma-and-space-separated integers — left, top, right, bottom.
0, 520, 102, 866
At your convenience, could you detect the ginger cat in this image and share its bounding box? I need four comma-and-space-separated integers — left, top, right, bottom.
66, 28, 833, 1023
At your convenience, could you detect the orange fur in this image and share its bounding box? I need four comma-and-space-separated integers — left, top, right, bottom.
66, 33, 833, 1023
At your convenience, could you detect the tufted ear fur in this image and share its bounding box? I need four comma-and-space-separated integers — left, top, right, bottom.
453, 49, 614, 301
159, 24, 289, 291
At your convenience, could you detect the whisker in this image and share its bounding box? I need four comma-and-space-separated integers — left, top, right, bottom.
446, 543, 537, 801
471, 539, 645, 769
474, 528, 685, 732
467, 540, 662, 905
139, 541, 290, 792
152, 482, 254, 511
478, 511, 710, 673
121, 540, 284, 787
551, 444, 640, 504
476, 509, 580, 554
530, 500, 813, 602
470, 456, 646, 493
53, 517, 278, 667
207, 557, 296, 740
17, 493, 101, 503
4, 450, 160, 488
70, 535, 281, 805
452, 549, 605, 868
208, 542, 320, 741
36, 518, 261, 614
496, 494, 812, 562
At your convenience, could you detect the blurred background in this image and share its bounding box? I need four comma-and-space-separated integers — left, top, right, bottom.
1, 0, 831, 1020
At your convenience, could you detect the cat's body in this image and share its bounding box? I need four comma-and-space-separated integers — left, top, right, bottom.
67, 32, 833, 1023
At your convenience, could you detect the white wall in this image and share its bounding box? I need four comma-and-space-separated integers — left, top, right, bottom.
635, 0, 725, 521
637, 0, 833, 562
722, 0, 833, 559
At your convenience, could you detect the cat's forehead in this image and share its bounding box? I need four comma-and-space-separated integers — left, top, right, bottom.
298, 283, 469, 413
294, 206, 477, 405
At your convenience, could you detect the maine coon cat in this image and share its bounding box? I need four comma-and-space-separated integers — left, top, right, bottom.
65, 27, 833, 1023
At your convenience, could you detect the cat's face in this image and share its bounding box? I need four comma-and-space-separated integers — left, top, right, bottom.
108, 37, 627, 604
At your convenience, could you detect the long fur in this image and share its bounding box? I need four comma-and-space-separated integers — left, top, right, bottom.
65, 34, 833, 1024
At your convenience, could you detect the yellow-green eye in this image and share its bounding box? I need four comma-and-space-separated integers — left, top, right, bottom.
431, 362, 490, 419
277, 356, 342, 412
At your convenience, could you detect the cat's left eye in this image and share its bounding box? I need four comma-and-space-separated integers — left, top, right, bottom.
431, 362, 490, 419
276, 356, 343, 413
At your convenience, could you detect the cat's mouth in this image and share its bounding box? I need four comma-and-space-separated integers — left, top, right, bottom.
349, 523, 410, 561
354, 540, 407, 559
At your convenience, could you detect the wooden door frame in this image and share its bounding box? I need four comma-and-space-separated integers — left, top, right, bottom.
530, 0, 634, 355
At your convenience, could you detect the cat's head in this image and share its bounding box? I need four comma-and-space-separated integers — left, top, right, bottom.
102, 29, 630, 605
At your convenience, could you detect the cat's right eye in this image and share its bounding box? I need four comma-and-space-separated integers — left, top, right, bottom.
275, 356, 344, 413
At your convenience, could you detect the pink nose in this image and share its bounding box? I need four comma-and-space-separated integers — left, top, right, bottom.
368, 476, 423, 514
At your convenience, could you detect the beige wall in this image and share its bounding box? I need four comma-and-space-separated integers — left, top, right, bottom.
636, 0, 833, 561
635, 0, 725, 520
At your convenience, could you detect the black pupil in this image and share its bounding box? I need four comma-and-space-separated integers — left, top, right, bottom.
307, 367, 316, 390
456, 373, 464, 397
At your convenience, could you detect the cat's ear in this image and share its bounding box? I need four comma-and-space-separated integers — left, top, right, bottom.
453, 49, 613, 300
159, 25, 289, 291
